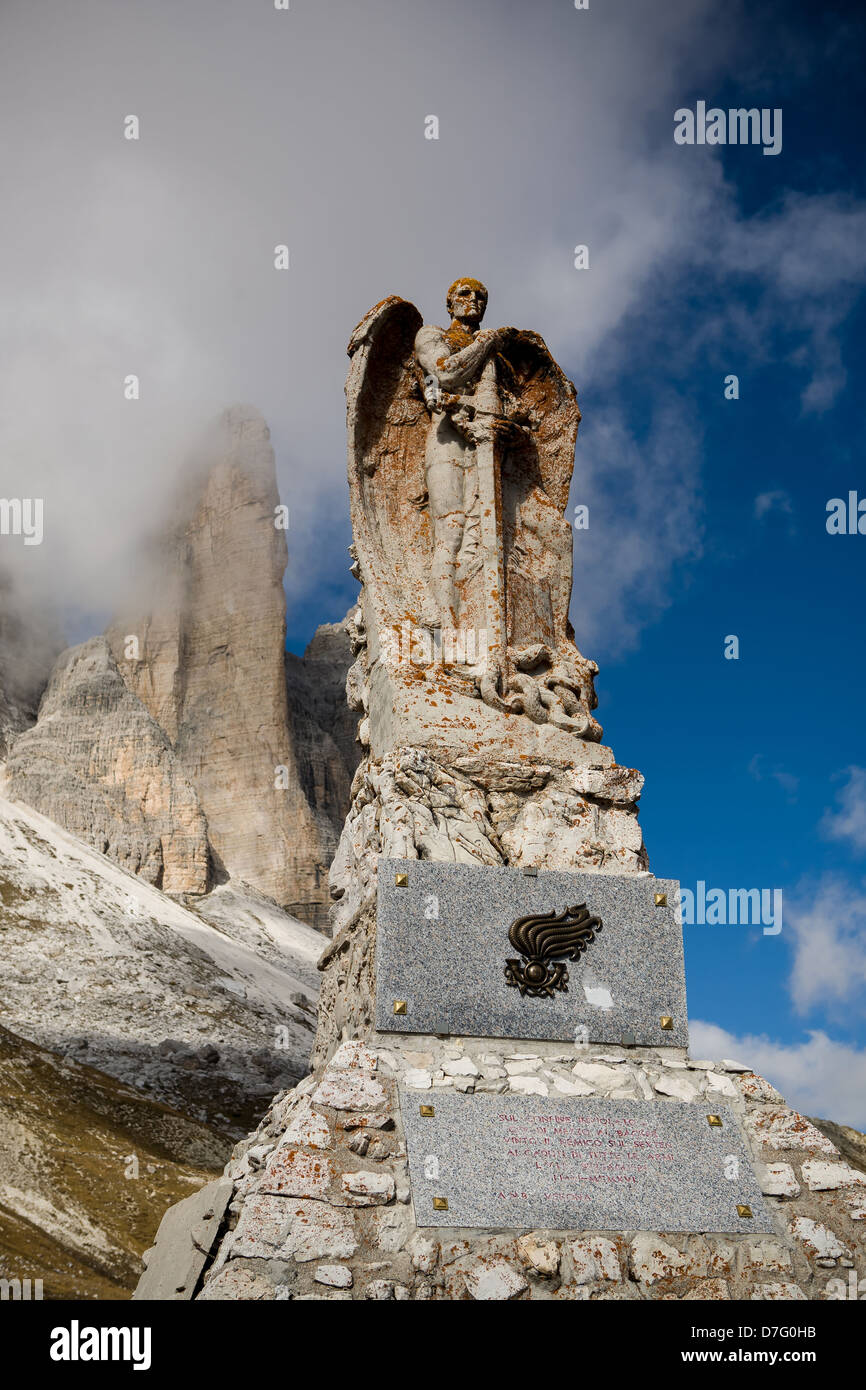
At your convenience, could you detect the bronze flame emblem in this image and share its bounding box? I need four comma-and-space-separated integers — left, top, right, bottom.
504, 903, 602, 998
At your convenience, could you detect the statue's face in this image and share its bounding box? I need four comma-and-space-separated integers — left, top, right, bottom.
448, 280, 487, 328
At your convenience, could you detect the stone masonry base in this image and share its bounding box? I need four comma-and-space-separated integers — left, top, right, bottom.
181, 1038, 866, 1301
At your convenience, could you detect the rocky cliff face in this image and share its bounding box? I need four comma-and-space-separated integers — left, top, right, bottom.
284, 619, 360, 927
108, 405, 326, 915
7, 638, 211, 894
6, 406, 359, 928
0, 572, 61, 759
286, 619, 361, 783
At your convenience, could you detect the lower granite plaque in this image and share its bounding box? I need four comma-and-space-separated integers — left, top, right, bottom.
400, 1091, 771, 1233
376, 859, 688, 1046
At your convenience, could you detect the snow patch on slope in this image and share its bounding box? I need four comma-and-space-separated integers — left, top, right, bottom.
0, 786, 324, 1130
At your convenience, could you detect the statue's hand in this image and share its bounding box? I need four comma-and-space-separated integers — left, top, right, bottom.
449, 406, 478, 440
459, 412, 524, 446
491, 414, 528, 445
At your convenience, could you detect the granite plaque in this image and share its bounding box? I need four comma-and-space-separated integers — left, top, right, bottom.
400, 1091, 771, 1232
376, 859, 688, 1046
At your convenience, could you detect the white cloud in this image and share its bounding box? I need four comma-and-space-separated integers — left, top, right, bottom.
692, 192, 866, 414
821, 767, 866, 854
569, 401, 703, 656
753, 489, 794, 522
785, 875, 866, 1017
0, 0, 864, 659
689, 1021, 866, 1129
748, 753, 799, 800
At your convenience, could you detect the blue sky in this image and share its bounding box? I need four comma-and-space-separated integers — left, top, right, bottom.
579, 2, 866, 1123
2, 0, 864, 1121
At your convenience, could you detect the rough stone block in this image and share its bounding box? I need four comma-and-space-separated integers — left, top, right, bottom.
134, 1178, 233, 1301
462, 1256, 528, 1301
630, 1234, 710, 1284
801, 1159, 866, 1192
789, 1217, 850, 1260
283, 1199, 358, 1263
757, 1162, 800, 1198
312, 1071, 387, 1112
314, 1264, 353, 1288
338, 1170, 396, 1206
570, 1236, 621, 1284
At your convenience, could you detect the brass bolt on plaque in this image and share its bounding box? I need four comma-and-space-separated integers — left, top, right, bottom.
432, 1197, 449, 1212
393, 1000, 407, 1015
419, 1104, 434, 1117
395, 873, 408, 887
654, 893, 667, 907
707, 1114, 723, 1127
659, 1015, 674, 1030
737, 1204, 754, 1219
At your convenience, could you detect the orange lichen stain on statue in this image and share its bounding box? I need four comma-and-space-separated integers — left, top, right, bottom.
447, 276, 487, 297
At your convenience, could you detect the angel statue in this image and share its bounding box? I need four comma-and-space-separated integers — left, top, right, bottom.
345, 278, 602, 750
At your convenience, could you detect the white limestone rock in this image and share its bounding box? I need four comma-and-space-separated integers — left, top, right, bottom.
403, 1068, 433, 1090
508, 1076, 548, 1096
312, 1072, 387, 1112
745, 1108, 838, 1154
800, 1159, 866, 1192
338, 1171, 395, 1206
314, 1264, 353, 1288
630, 1234, 709, 1284
737, 1072, 784, 1104
548, 1073, 594, 1096
652, 1073, 700, 1103
705, 1071, 738, 1099
570, 1237, 621, 1284
740, 1241, 793, 1277
442, 1057, 480, 1078
789, 1218, 849, 1260
258, 1148, 333, 1200
329, 1041, 378, 1071
283, 1200, 359, 1263
279, 1099, 332, 1151
407, 1233, 439, 1273
749, 1283, 807, 1300
757, 1162, 800, 1198
462, 1256, 528, 1301
517, 1234, 560, 1277
571, 1061, 630, 1091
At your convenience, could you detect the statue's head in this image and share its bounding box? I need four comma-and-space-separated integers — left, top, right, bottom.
446, 277, 488, 329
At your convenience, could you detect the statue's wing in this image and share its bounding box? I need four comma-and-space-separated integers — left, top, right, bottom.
499, 329, 580, 514
495, 331, 582, 658
346, 296, 429, 633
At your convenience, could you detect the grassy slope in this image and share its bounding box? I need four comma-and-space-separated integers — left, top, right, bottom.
0, 1024, 232, 1299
